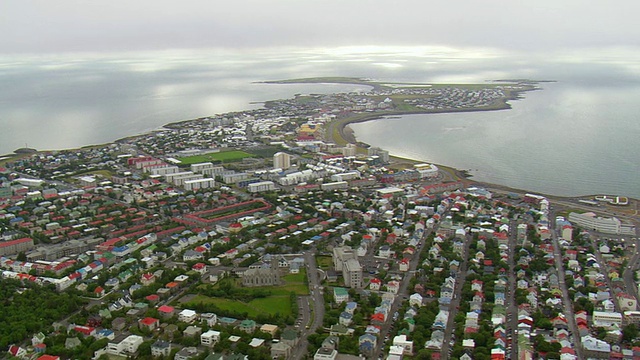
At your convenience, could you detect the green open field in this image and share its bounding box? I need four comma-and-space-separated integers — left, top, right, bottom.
187, 294, 291, 318
316, 256, 332, 270
177, 150, 254, 165
183, 269, 308, 318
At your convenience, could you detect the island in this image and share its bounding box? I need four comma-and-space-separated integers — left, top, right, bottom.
0, 77, 638, 360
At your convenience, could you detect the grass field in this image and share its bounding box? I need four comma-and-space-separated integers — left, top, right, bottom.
184, 269, 308, 318
62, 169, 115, 183
177, 150, 254, 165
316, 256, 332, 270
186, 295, 291, 318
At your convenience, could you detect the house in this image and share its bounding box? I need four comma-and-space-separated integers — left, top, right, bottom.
32, 332, 46, 346
96, 329, 115, 341
175, 347, 201, 360
333, 287, 349, 304
36, 356, 60, 360
184, 326, 202, 338
178, 309, 198, 323
141, 272, 155, 286
73, 325, 96, 337
313, 347, 338, 360
369, 278, 382, 291
139, 317, 159, 331
399, 258, 410, 272
359, 333, 377, 353
392, 334, 414, 355
151, 340, 171, 357
239, 319, 256, 333
107, 335, 144, 356
281, 328, 299, 348
582, 335, 611, 356
329, 324, 350, 336
183, 249, 204, 261
7, 345, 27, 358
409, 293, 423, 307
201, 330, 221, 346
339, 312, 353, 326
65, 337, 82, 349
259, 324, 279, 336
192, 262, 207, 274
201, 313, 218, 327
387, 280, 400, 294
616, 292, 637, 311
158, 305, 175, 318
345, 301, 358, 314
471, 279, 483, 292
271, 342, 293, 359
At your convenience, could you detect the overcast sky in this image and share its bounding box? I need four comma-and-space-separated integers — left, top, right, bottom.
1, 0, 639, 54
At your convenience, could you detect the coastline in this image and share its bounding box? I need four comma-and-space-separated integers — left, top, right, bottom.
1, 77, 637, 207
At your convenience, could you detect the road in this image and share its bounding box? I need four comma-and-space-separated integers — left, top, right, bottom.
440, 234, 471, 359
372, 227, 432, 359
585, 233, 623, 313
550, 215, 585, 359
623, 237, 640, 304
505, 220, 519, 358
291, 251, 325, 360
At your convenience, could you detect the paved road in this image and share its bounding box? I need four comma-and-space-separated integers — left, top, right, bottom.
440, 234, 471, 359
550, 214, 585, 360
291, 251, 324, 360
372, 227, 432, 359
586, 233, 623, 313
623, 237, 640, 305
505, 220, 519, 358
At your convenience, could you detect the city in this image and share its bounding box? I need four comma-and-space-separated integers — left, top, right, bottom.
0, 80, 639, 360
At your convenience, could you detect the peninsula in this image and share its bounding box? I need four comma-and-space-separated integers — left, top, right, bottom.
263, 77, 538, 146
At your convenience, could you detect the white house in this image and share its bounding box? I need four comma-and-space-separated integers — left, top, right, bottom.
201, 330, 221, 347
178, 309, 198, 324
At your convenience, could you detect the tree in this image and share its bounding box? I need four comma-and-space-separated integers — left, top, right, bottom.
623, 324, 639, 343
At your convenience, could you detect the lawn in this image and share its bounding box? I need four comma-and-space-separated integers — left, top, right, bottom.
177, 150, 254, 165
316, 256, 332, 270
183, 269, 308, 318
186, 295, 291, 318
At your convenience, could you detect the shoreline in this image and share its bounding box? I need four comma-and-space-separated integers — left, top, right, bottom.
1, 78, 637, 205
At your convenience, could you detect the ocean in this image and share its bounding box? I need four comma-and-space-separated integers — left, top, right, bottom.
1, 46, 639, 197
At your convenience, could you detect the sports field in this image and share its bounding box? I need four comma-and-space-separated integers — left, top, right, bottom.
177, 150, 254, 164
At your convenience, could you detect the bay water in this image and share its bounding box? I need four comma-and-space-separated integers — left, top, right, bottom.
1, 46, 638, 197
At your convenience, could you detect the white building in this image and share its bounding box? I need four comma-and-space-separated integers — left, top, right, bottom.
247, 181, 276, 193
173, 173, 203, 186
569, 212, 636, 235
331, 171, 360, 182
273, 152, 292, 170
343, 258, 362, 289
414, 163, 439, 179
184, 178, 216, 191
150, 165, 179, 176
314, 347, 337, 360
392, 334, 413, 355
191, 162, 219, 176
592, 311, 622, 328
178, 309, 198, 324
201, 330, 220, 346
107, 335, 143, 356
342, 144, 357, 157
321, 181, 348, 191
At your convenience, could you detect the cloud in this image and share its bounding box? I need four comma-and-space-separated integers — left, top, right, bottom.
1, 0, 640, 54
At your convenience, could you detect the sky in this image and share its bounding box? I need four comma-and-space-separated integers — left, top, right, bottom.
1, 0, 640, 54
